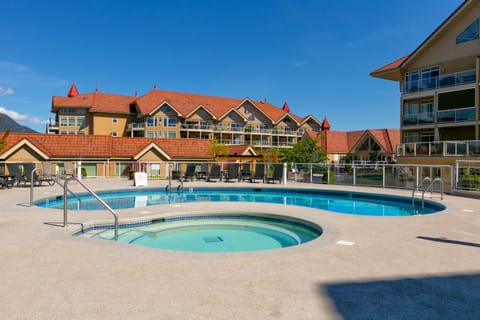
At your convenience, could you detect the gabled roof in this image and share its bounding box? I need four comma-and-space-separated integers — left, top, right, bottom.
370, 0, 473, 81
317, 129, 400, 154
0, 133, 213, 160
227, 145, 257, 156
52, 86, 310, 124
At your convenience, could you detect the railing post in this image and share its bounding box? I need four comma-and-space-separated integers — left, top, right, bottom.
282, 163, 287, 185
29, 168, 43, 207
382, 165, 386, 188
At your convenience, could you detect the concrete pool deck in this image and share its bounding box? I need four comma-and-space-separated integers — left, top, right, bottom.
0, 179, 479, 319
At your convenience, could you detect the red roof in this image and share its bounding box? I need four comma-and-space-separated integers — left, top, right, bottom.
370, 54, 410, 75
317, 129, 400, 153
0, 133, 213, 160
52, 86, 318, 126
67, 83, 79, 97
52, 92, 135, 114
321, 117, 331, 131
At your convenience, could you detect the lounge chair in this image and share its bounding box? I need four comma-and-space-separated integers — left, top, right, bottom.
181, 164, 196, 182
252, 163, 265, 183
224, 163, 239, 182
195, 163, 208, 180
39, 162, 56, 186
58, 161, 75, 179
22, 163, 41, 186
266, 163, 283, 184
207, 165, 221, 182
6, 163, 27, 187
240, 163, 253, 182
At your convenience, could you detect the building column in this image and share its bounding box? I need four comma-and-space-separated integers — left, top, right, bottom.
434, 91, 440, 141
476, 57, 480, 140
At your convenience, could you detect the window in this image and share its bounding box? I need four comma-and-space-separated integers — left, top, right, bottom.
68, 117, 76, 126
456, 18, 479, 44
162, 131, 176, 138
60, 116, 68, 126
403, 132, 419, 143
420, 132, 434, 142
421, 67, 439, 90
163, 117, 177, 127
146, 117, 157, 127
404, 71, 419, 92
77, 117, 86, 127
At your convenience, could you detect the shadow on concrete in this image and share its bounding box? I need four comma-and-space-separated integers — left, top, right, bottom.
417, 236, 480, 248
321, 273, 480, 320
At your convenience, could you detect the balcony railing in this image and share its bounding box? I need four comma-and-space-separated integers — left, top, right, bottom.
402, 112, 434, 126
403, 69, 476, 93
127, 122, 145, 130
397, 140, 480, 157
437, 107, 476, 123
180, 124, 304, 136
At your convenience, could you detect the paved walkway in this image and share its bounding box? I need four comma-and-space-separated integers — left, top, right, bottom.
0, 179, 479, 319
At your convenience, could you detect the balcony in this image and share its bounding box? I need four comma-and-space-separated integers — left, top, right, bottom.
127, 122, 145, 131
46, 121, 59, 133
403, 69, 476, 93
397, 140, 480, 157
402, 112, 434, 126
437, 107, 475, 124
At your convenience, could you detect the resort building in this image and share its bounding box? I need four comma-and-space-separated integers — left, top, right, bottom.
310, 118, 400, 164
371, 0, 480, 164
47, 84, 323, 149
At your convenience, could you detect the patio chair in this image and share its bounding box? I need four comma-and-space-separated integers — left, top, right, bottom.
240, 163, 253, 182
195, 163, 209, 180
266, 163, 283, 184
181, 164, 196, 182
6, 163, 27, 187
252, 163, 265, 183
22, 163, 41, 187
224, 163, 239, 182
39, 162, 56, 186
207, 165, 221, 182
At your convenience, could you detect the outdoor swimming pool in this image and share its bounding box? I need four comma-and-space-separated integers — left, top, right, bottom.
77, 214, 323, 252
36, 187, 445, 216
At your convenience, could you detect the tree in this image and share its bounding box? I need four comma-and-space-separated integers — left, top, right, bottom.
208, 139, 229, 160
0, 115, 10, 152
280, 136, 325, 164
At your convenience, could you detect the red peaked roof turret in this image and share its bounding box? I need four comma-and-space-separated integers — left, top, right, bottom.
321, 117, 331, 131
67, 83, 79, 97
282, 102, 290, 113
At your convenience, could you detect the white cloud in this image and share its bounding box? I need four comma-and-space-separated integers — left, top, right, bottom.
0, 86, 14, 96
0, 60, 69, 88
0, 106, 28, 122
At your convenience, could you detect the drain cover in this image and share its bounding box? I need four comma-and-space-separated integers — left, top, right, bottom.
203, 236, 223, 243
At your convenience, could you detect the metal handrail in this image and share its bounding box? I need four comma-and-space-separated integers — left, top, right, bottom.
63, 177, 118, 241
411, 177, 432, 212
29, 168, 82, 207
421, 178, 443, 211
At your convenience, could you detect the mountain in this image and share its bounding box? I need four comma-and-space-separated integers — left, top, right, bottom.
0, 112, 38, 133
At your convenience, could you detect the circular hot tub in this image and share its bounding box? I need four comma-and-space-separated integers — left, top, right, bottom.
77, 214, 323, 253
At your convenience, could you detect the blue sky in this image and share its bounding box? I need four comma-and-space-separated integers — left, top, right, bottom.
0, 0, 464, 132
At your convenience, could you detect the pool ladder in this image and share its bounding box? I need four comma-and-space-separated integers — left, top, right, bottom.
411, 177, 443, 214
63, 177, 119, 241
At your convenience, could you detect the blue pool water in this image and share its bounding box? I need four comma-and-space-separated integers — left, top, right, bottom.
79, 214, 322, 252
36, 187, 445, 216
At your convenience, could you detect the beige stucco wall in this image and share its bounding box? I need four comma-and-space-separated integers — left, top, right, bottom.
92, 114, 130, 136
406, 3, 480, 72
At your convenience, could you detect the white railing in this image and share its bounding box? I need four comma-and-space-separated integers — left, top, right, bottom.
397, 140, 480, 157
402, 69, 476, 93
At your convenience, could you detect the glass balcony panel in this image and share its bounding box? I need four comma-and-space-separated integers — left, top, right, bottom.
430, 142, 443, 155
418, 112, 434, 124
